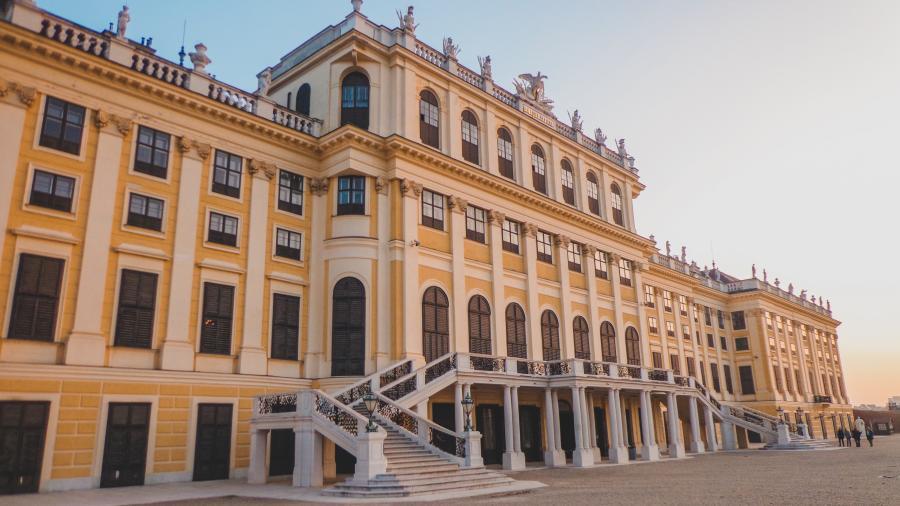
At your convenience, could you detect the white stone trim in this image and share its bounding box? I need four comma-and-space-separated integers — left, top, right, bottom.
31, 93, 90, 163
0, 392, 61, 493
20, 162, 82, 222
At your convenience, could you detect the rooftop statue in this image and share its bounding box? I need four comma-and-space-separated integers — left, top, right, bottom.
800, 289, 807, 299
351, 0, 363, 12
681, 246, 687, 262
116, 5, 130, 39
442, 37, 460, 59
397, 6, 418, 35
568, 109, 583, 131
788, 283, 794, 294
477, 55, 492, 80
189, 43, 211, 74
763, 268, 768, 282
774, 278, 780, 287
617, 138, 628, 157
665, 240, 671, 256
827, 300, 831, 311
257, 68, 272, 95
514, 72, 553, 111
594, 128, 607, 145
752, 263, 757, 278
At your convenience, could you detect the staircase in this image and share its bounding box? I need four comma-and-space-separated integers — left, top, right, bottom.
321, 405, 515, 498
763, 434, 834, 450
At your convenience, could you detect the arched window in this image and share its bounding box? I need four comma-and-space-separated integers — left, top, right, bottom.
296, 83, 311, 116
573, 316, 590, 360
540, 310, 560, 361
625, 327, 641, 365
331, 277, 365, 376
286, 92, 292, 111
560, 159, 575, 205
468, 295, 491, 355
505, 303, 527, 358
497, 128, 514, 179
531, 144, 547, 194
340, 72, 369, 130
586, 172, 600, 215
461, 110, 480, 165
610, 183, 624, 226
419, 90, 439, 149
422, 286, 449, 362
600, 321, 616, 363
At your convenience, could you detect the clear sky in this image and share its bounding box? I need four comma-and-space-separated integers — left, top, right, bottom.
41, 0, 900, 405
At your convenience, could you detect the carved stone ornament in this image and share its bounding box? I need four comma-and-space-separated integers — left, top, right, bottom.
0, 80, 36, 107
521, 223, 537, 237
554, 234, 570, 247
177, 136, 194, 154
310, 177, 329, 196
94, 110, 132, 136
248, 159, 276, 180
608, 252, 621, 263
447, 195, 468, 212
195, 142, 211, 160
399, 178, 422, 197
584, 244, 597, 256
375, 176, 388, 195
487, 210, 505, 224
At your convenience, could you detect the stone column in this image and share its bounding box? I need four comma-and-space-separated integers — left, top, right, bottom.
686, 298, 701, 380
455, 382, 464, 432
511, 387, 522, 454
523, 223, 542, 360
632, 261, 652, 366
302, 177, 328, 376
543, 388, 557, 465
704, 404, 719, 452
587, 392, 601, 460
400, 179, 424, 363
0, 81, 33, 262
666, 393, 685, 458
449, 196, 468, 354
571, 386, 593, 466
294, 424, 323, 487
65, 111, 131, 366
488, 209, 507, 356
608, 388, 628, 463
238, 160, 276, 375
609, 253, 626, 363
580, 388, 592, 451
502, 385, 525, 469
583, 246, 602, 361
555, 234, 574, 359
688, 396, 705, 453
672, 294, 688, 375
655, 288, 670, 367
639, 390, 660, 460
623, 181, 636, 233
551, 389, 562, 452
247, 428, 268, 484
375, 178, 392, 368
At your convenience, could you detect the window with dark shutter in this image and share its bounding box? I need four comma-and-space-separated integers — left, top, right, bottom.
600, 321, 616, 362
670, 354, 681, 374
625, 327, 641, 365
573, 316, 590, 360
560, 159, 575, 205
731, 310, 746, 330
724, 364, 734, 394
652, 352, 663, 369
467, 295, 491, 355
127, 193, 164, 231
735, 337, 749, 351
341, 72, 370, 130
419, 90, 440, 149
422, 286, 449, 362
540, 310, 560, 361
212, 150, 242, 198
461, 110, 479, 164
29, 169, 75, 213
271, 293, 300, 360
134, 126, 170, 178
711, 363, 721, 392
505, 303, 527, 358
8, 254, 64, 341
586, 171, 600, 215
497, 128, 514, 179
331, 277, 365, 376
531, 144, 546, 194
114, 269, 157, 348
278, 170, 304, 215
686, 356, 696, 377
39, 96, 85, 155
739, 365, 755, 394
200, 283, 234, 355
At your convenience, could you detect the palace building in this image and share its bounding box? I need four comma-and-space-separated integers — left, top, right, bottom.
0, 0, 852, 497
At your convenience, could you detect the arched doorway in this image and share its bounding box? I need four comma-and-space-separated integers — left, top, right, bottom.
422, 286, 449, 362
331, 277, 365, 376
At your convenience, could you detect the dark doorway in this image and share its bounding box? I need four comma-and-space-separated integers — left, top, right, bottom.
747, 431, 762, 443
101, 403, 150, 488
268, 429, 294, 477
335, 444, 356, 475
558, 400, 575, 459
432, 403, 455, 431
193, 404, 232, 482
593, 407, 608, 457
331, 277, 366, 376
626, 408, 637, 460
0, 401, 49, 495
519, 406, 543, 462
476, 404, 505, 465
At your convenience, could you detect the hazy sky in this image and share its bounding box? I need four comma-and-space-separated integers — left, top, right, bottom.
41, 0, 900, 404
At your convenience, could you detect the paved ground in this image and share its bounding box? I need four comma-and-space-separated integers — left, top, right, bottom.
18, 435, 900, 505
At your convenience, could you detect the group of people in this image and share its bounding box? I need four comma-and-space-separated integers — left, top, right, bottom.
837, 416, 875, 447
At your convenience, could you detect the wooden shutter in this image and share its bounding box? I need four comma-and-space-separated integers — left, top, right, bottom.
505, 304, 527, 359
271, 293, 300, 360
200, 283, 233, 355
331, 278, 365, 376
114, 270, 157, 348
600, 322, 616, 362
573, 316, 590, 360
468, 296, 492, 355
8, 254, 64, 341
422, 287, 449, 362
625, 327, 641, 365
541, 311, 560, 361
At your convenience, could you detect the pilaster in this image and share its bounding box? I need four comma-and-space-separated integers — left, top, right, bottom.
303, 177, 328, 376
583, 246, 602, 361
449, 196, 468, 354
609, 253, 627, 363
0, 80, 33, 264
400, 179, 424, 363
632, 261, 651, 366
487, 209, 506, 356
523, 223, 542, 360
375, 177, 392, 367
555, 234, 573, 359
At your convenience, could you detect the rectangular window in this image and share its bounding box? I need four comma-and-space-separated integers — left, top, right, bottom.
765, 311, 773, 329
567, 242, 582, 272
773, 365, 783, 392
670, 354, 681, 375
682, 324, 690, 340
278, 170, 304, 215
707, 333, 714, 348
739, 365, 755, 394
665, 321, 675, 337
720, 335, 728, 350
731, 310, 746, 330
127, 193, 164, 231
275, 228, 302, 260
29, 169, 75, 212
686, 357, 696, 377
114, 269, 157, 348
208, 211, 238, 247
421, 189, 444, 230
795, 369, 804, 395
735, 337, 749, 351
271, 293, 300, 360
692, 305, 699, 323
39, 96, 85, 155
212, 150, 242, 198
618, 258, 632, 286
700, 360, 707, 386
465, 206, 486, 243
594, 250, 608, 279
134, 125, 170, 178
200, 282, 234, 355
7, 254, 64, 341
648, 316, 658, 334
784, 367, 793, 394
663, 290, 673, 312
704, 306, 712, 326
717, 310, 725, 329
536, 230, 553, 263
724, 364, 734, 394
337, 176, 365, 215
776, 315, 783, 332
678, 295, 688, 316
501, 219, 520, 254
652, 351, 663, 369
711, 363, 721, 392
644, 285, 655, 307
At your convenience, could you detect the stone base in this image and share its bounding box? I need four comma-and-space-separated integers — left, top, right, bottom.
502, 451, 526, 470
543, 449, 566, 467
64, 332, 106, 366
608, 445, 630, 464
160, 341, 195, 371
690, 440, 706, 453
572, 448, 594, 467
777, 424, 791, 445
592, 447, 604, 462
238, 347, 267, 375
668, 443, 686, 459
641, 443, 660, 461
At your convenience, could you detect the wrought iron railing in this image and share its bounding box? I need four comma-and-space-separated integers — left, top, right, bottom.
547, 361, 571, 376
425, 353, 457, 383
618, 365, 641, 379
470, 354, 505, 372
814, 395, 833, 404
256, 393, 297, 414
314, 392, 359, 436
373, 393, 466, 458
335, 381, 371, 406
648, 368, 669, 382
674, 375, 691, 387
380, 360, 414, 387
382, 376, 417, 401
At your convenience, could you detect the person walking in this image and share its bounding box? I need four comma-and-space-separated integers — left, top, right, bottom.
852, 427, 862, 447
866, 427, 874, 447
836, 427, 845, 447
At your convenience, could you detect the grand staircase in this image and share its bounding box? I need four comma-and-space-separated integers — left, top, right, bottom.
321, 405, 515, 498
762, 434, 834, 450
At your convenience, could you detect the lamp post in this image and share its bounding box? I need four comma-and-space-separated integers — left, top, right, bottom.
363, 392, 378, 433
461, 392, 474, 431
777, 406, 785, 424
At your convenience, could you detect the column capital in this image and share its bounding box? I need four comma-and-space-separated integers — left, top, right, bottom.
448, 195, 469, 213
584, 244, 597, 256
177, 136, 211, 161
94, 109, 132, 136
554, 234, 570, 247
375, 176, 389, 195
0, 79, 36, 108
399, 178, 423, 198
248, 159, 276, 181
608, 252, 621, 263
310, 177, 329, 196
522, 222, 537, 237
487, 209, 505, 224
632, 259, 646, 272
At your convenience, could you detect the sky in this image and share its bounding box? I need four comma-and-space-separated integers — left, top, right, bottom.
41, 0, 900, 405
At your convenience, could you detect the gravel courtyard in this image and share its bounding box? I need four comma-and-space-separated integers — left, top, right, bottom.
155, 435, 900, 505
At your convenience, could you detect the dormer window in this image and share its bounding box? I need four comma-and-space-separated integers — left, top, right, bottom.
461, 110, 479, 165
341, 72, 369, 130
531, 144, 546, 194
419, 90, 440, 148
561, 159, 575, 205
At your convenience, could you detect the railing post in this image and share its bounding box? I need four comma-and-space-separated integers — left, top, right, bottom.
640, 367, 649, 381
247, 428, 268, 484
689, 377, 696, 388
608, 364, 619, 379
667, 370, 675, 384
505, 357, 517, 374
456, 352, 471, 372
352, 428, 387, 482
463, 431, 484, 468
415, 367, 426, 390
572, 359, 582, 377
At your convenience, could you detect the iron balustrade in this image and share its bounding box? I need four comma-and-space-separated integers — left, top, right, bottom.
648, 368, 669, 382
470, 355, 505, 372
425, 353, 457, 383
256, 393, 297, 414
379, 360, 413, 387
674, 375, 691, 387
547, 361, 571, 376
313, 393, 359, 436
583, 361, 611, 376
334, 381, 371, 406
382, 376, 417, 401
618, 365, 641, 379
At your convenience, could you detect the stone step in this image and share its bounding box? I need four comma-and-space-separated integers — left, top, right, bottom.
384, 454, 449, 465
386, 463, 460, 475
323, 474, 513, 497
383, 449, 435, 457
376, 469, 512, 487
